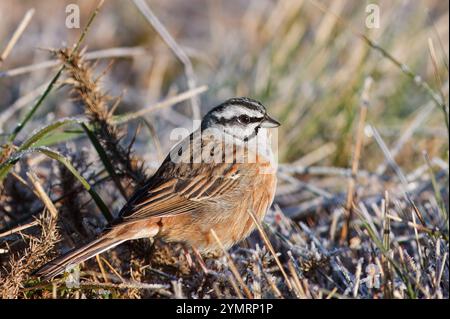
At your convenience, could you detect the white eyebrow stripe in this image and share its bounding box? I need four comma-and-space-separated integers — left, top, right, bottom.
215, 105, 263, 120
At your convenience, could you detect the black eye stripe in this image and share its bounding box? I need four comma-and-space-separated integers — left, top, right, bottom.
212, 115, 264, 125
245, 116, 264, 123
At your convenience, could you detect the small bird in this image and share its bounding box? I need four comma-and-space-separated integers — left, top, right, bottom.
35, 97, 280, 280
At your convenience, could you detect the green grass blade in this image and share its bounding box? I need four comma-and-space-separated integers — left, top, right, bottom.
0, 118, 88, 182
7, 69, 64, 143
362, 222, 417, 298
18, 117, 86, 151
0, 146, 113, 222
33, 130, 84, 148
81, 123, 127, 199
38, 147, 113, 222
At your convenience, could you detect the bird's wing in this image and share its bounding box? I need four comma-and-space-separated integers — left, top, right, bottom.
119, 134, 251, 222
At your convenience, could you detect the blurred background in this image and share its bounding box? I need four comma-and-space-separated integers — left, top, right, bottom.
1, 0, 448, 167
0, 0, 448, 299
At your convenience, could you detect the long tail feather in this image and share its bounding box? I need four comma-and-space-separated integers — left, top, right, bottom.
34, 235, 125, 281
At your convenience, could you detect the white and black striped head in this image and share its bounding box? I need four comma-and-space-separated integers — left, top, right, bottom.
201, 97, 280, 141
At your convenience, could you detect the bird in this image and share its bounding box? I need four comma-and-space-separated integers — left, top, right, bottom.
34, 97, 280, 280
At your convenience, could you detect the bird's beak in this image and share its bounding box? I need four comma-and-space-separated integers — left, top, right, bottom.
260, 114, 281, 128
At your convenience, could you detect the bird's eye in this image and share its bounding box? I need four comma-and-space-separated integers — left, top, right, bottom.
238, 115, 251, 124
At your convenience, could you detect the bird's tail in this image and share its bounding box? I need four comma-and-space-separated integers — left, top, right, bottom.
34, 234, 126, 281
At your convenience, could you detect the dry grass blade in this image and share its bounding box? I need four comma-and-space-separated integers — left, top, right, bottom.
141, 118, 163, 161
113, 85, 208, 124
369, 125, 427, 226
247, 209, 293, 291
287, 260, 303, 298
377, 100, 438, 175
0, 0, 447, 300
75, 280, 171, 293
0, 209, 59, 298
428, 37, 450, 139
423, 152, 448, 222
27, 171, 58, 219
0, 220, 39, 239
410, 208, 424, 267
0, 46, 147, 78
58, 47, 148, 191
6, 0, 105, 143
100, 257, 125, 283
0, 8, 35, 64
22, 281, 173, 298
262, 270, 283, 299
210, 229, 253, 299
95, 255, 109, 283
382, 192, 391, 251
428, 39, 447, 109
340, 77, 372, 243
352, 258, 363, 298
292, 142, 336, 167
0, 83, 48, 130
326, 287, 338, 299
435, 252, 447, 294
132, 0, 201, 121
226, 275, 244, 299
306, 0, 444, 110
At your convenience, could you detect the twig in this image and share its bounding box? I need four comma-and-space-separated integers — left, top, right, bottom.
132, 0, 201, 121
0, 9, 35, 64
